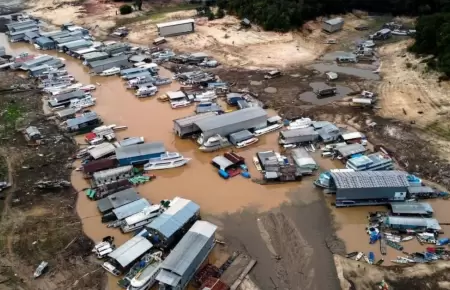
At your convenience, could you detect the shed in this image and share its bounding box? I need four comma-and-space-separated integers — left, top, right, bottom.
25, 126, 42, 141
112, 198, 151, 220
336, 143, 366, 158
83, 158, 117, 175
93, 165, 134, 186
194, 107, 267, 140
211, 156, 234, 170
291, 148, 317, 170
108, 235, 153, 269
96, 187, 139, 213
322, 17, 344, 33
89, 143, 116, 160
34, 36, 56, 50
23, 31, 40, 42
156, 221, 217, 290
54, 35, 83, 45
390, 202, 433, 217
146, 197, 200, 248
156, 19, 195, 37
278, 127, 319, 145
229, 130, 253, 145
173, 112, 216, 138
115, 142, 166, 166
89, 54, 130, 74
385, 216, 441, 231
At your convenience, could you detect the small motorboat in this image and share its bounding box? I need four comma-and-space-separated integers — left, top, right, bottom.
236, 137, 259, 149
170, 99, 191, 109
99, 67, 120, 76
33, 261, 48, 278
401, 236, 414, 242
368, 252, 374, 264
136, 86, 158, 97
287, 118, 312, 130
143, 152, 191, 170
157, 95, 169, 102
199, 134, 231, 152
80, 84, 96, 92
254, 123, 283, 136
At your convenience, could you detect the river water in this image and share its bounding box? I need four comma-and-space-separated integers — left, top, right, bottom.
2, 33, 450, 288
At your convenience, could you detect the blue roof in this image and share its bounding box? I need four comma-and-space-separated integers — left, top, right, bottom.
35, 36, 54, 46
148, 198, 200, 239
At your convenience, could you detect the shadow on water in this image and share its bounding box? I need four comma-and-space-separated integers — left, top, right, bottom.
299, 82, 353, 105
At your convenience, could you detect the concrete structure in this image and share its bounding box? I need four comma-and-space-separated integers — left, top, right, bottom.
108, 235, 153, 271
346, 152, 394, 171
322, 17, 344, 33
330, 170, 409, 207
156, 221, 217, 290
115, 142, 165, 166
89, 55, 130, 74
390, 202, 433, 217
194, 107, 267, 140
385, 216, 441, 231
278, 127, 319, 145
173, 112, 216, 138
156, 19, 195, 37
34, 36, 56, 50
145, 197, 200, 249
96, 187, 139, 213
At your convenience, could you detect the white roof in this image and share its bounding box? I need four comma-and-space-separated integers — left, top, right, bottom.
88, 143, 116, 159
166, 91, 186, 100
156, 19, 194, 28
352, 98, 372, 104
341, 132, 363, 140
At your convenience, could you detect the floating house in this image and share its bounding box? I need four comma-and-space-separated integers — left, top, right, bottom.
83, 51, 109, 63
88, 143, 116, 160
291, 148, 318, 172
63, 111, 102, 133
335, 143, 366, 160
316, 122, 341, 143
34, 36, 56, 50
346, 152, 394, 171
115, 142, 165, 166
21, 55, 54, 70
278, 127, 319, 145
390, 202, 434, 217
82, 158, 118, 177
89, 54, 130, 74
23, 30, 40, 43
384, 216, 441, 232
9, 28, 39, 42
93, 165, 134, 187
96, 187, 140, 214
106, 235, 153, 274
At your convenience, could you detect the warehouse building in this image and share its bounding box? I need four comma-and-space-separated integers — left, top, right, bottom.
54, 35, 83, 45
115, 142, 165, 166
173, 112, 216, 138
145, 197, 200, 249
330, 170, 409, 207
23, 31, 40, 43
156, 19, 195, 37
156, 221, 217, 290
107, 235, 153, 273
390, 202, 434, 217
278, 127, 319, 145
89, 54, 130, 74
322, 17, 344, 33
194, 107, 267, 141
6, 20, 36, 32
8, 28, 39, 42
93, 165, 134, 186
96, 188, 140, 214
384, 216, 441, 231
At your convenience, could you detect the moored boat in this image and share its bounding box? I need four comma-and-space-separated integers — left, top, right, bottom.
235, 137, 259, 148
254, 123, 283, 136
287, 118, 312, 130
100, 67, 120, 76
143, 152, 191, 171
198, 134, 231, 152
170, 99, 191, 109
253, 156, 262, 171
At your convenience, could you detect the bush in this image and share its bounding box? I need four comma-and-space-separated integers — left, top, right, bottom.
119, 4, 133, 15
216, 8, 225, 19
207, 11, 215, 20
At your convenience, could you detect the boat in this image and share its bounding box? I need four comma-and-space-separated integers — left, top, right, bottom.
157, 95, 169, 102
363, 255, 370, 264
121, 204, 164, 233
45, 83, 83, 93
368, 252, 374, 264
153, 77, 172, 86
136, 86, 158, 97
126, 76, 153, 89
193, 91, 217, 102
198, 134, 231, 152
40, 80, 73, 89
70, 97, 96, 109
170, 99, 191, 109
80, 84, 96, 92
345, 252, 358, 258
287, 118, 312, 130
34, 261, 48, 278
401, 236, 414, 242
236, 137, 259, 149
143, 152, 191, 171
386, 239, 404, 251
119, 251, 163, 290
254, 123, 283, 136
253, 156, 262, 171
355, 252, 364, 261
99, 67, 120, 76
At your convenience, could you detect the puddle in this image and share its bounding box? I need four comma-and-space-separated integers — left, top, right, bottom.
299, 82, 353, 105
250, 80, 263, 86
310, 63, 380, 80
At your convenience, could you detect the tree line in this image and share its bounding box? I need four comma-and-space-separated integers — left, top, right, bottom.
217, 0, 450, 31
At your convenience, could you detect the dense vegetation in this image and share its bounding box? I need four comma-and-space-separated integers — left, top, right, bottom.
217, 0, 450, 31
119, 4, 133, 15
410, 13, 450, 76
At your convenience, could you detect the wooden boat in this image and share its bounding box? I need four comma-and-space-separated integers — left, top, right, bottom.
34, 261, 48, 278
157, 95, 169, 102
236, 137, 259, 149
253, 156, 262, 171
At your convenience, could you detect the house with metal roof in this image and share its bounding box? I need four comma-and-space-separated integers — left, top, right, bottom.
6, 20, 36, 31
145, 197, 200, 249
55, 107, 77, 120
96, 187, 140, 213
89, 54, 130, 74
120, 66, 150, 76
53, 35, 83, 45
156, 221, 217, 290
102, 42, 130, 56
72, 47, 98, 58
9, 23, 38, 33
25, 126, 42, 141
173, 112, 216, 138
194, 107, 267, 140
278, 127, 319, 145
129, 54, 152, 63
291, 147, 317, 172
317, 122, 341, 143
48, 90, 86, 107
329, 170, 409, 207
93, 165, 134, 186
390, 202, 433, 217
58, 39, 92, 52
88, 142, 116, 160
82, 51, 109, 63
346, 152, 394, 171
21, 55, 54, 70
335, 143, 366, 159
23, 31, 40, 43
195, 102, 223, 114
9, 28, 39, 42
63, 111, 101, 132
384, 216, 441, 231
115, 142, 166, 166
108, 235, 153, 270
407, 186, 435, 198
211, 156, 234, 170
34, 36, 56, 50
111, 198, 151, 221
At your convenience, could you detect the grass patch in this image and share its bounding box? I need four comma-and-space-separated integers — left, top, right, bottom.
425, 120, 450, 141
0, 155, 7, 182
115, 3, 197, 28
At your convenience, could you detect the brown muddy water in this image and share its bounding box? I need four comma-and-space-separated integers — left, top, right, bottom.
3, 33, 450, 289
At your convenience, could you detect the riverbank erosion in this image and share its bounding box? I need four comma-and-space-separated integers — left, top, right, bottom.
0, 72, 104, 290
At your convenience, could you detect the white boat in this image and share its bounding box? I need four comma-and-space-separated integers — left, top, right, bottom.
143, 152, 191, 171
40, 80, 73, 89
136, 86, 158, 97
193, 91, 217, 102
127, 76, 153, 89
170, 99, 191, 109
198, 134, 231, 152
34, 261, 48, 278
287, 118, 312, 130
120, 204, 163, 233
127, 259, 162, 290
70, 97, 96, 109
80, 84, 96, 92
254, 123, 283, 136
355, 252, 364, 261
401, 236, 414, 242
99, 67, 120, 76
236, 137, 259, 148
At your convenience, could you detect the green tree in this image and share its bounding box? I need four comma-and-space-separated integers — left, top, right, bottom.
119, 4, 133, 15
216, 8, 225, 19
207, 11, 215, 20
2, 104, 21, 133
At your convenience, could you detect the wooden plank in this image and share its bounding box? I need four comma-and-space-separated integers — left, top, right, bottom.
230, 259, 257, 290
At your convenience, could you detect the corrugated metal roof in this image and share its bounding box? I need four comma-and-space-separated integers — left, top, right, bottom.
9, 28, 38, 36
35, 36, 54, 46
118, 137, 144, 147
6, 20, 36, 29
157, 221, 216, 286
65, 111, 98, 127
89, 54, 129, 68
291, 148, 316, 168
311, 121, 332, 129
167, 91, 186, 100
325, 17, 344, 25
83, 51, 109, 60
407, 186, 434, 194
195, 107, 267, 132
336, 143, 366, 158
24, 31, 39, 39
56, 107, 77, 118
93, 165, 133, 180
280, 127, 317, 138
113, 198, 151, 220
120, 67, 148, 75
108, 235, 153, 268
129, 54, 151, 62
115, 142, 165, 160
54, 35, 83, 44
22, 55, 54, 67
148, 197, 200, 239
331, 170, 409, 189
96, 187, 139, 213
212, 156, 234, 169
174, 112, 216, 127
386, 216, 441, 230
88, 143, 116, 159
390, 202, 433, 215
60, 39, 92, 48
55, 90, 85, 102
156, 19, 195, 28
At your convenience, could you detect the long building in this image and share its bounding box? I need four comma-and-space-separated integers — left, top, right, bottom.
173, 112, 217, 138
115, 142, 165, 166
194, 107, 267, 141
156, 221, 217, 290
106, 235, 153, 274
156, 19, 195, 37
89, 54, 130, 74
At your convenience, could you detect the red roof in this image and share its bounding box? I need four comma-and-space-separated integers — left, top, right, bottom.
85, 132, 97, 141
201, 278, 229, 290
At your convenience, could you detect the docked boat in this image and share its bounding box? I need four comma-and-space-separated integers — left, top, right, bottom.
355, 252, 364, 261
157, 95, 169, 102
80, 84, 96, 92
136, 86, 158, 97
70, 97, 96, 109
401, 236, 414, 242
193, 91, 217, 102
153, 77, 172, 86
100, 67, 120, 76
126, 76, 154, 89
143, 152, 191, 171
253, 156, 262, 171
236, 137, 259, 148
126, 258, 162, 290
170, 99, 191, 109
198, 134, 231, 152
254, 123, 283, 136
287, 118, 312, 130
40, 80, 73, 89
120, 204, 164, 233
345, 252, 358, 258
